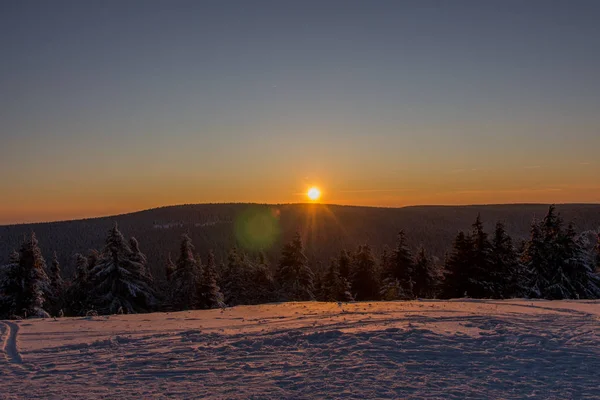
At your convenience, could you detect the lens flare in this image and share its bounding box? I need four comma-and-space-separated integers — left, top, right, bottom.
234, 206, 281, 251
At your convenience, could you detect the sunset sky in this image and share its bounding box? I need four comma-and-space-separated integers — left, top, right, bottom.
1, 0, 599, 224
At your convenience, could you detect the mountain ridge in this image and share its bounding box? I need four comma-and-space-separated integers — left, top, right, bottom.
3, 202, 599, 227
1, 203, 599, 279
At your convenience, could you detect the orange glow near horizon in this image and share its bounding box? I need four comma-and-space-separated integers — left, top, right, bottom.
1, 180, 600, 225
0, 164, 600, 225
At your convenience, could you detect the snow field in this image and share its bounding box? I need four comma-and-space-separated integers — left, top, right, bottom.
1, 300, 599, 399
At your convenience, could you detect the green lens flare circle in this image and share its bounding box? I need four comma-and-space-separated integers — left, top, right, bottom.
234, 207, 281, 251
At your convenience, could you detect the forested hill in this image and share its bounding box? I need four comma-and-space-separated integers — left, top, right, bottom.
1, 203, 599, 278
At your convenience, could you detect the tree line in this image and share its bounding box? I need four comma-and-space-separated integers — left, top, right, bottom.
1, 205, 599, 319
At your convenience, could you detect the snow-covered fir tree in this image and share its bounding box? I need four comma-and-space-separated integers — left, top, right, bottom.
441, 216, 497, 299
412, 247, 439, 298
351, 244, 380, 301
322, 259, 353, 302
165, 254, 176, 283
595, 233, 600, 273
197, 251, 225, 309
9, 249, 19, 264
170, 234, 202, 310
129, 238, 149, 274
379, 247, 401, 300
490, 222, 523, 298
89, 225, 158, 314
276, 233, 315, 301
248, 252, 277, 304
312, 266, 326, 301
441, 231, 473, 298
195, 253, 204, 271
0, 233, 51, 318
379, 278, 403, 301
66, 253, 92, 316
47, 251, 65, 316
161, 254, 177, 310
546, 222, 579, 298
23, 233, 51, 317
378, 248, 394, 300
521, 206, 599, 299
380, 232, 414, 299
468, 215, 495, 298
0, 250, 21, 319
553, 223, 600, 298
522, 219, 547, 298
589, 233, 600, 295
128, 237, 155, 293
337, 249, 352, 282
87, 249, 100, 272
221, 248, 253, 306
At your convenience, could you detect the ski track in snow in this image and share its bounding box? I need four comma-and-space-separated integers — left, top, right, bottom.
0, 320, 23, 365
1, 300, 599, 399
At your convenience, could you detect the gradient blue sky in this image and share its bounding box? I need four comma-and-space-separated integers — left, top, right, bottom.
1, 0, 599, 223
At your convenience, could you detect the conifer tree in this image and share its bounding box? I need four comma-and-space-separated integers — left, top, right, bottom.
195, 254, 204, 277
547, 222, 576, 298
47, 252, 65, 316
9, 249, 19, 264
165, 254, 176, 282
87, 249, 100, 273
338, 249, 352, 282
129, 237, 149, 276
322, 259, 353, 302
537, 206, 573, 298
171, 234, 202, 309
0, 234, 52, 318
379, 247, 391, 275
312, 267, 326, 301
222, 248, 252, 306
249, 252, 277, 304
441, 231, 473, 299
66, 253, 92, 316
320, 260, 337, 301
13, 233, 51, 317
554, 223, 599, 298
49, 252, 64, 293
161, 254, 177, 310
490, 222, 523, 298
0, 250, 20, 319
380, 279, 403, 301
412, 247, 438, 298
469, 215, 494, 298
276, 233, 315, 301
522, 220, 548, 298
541, 205, 561, 239
350, 244, 380, 301
89, 225, 157, 314
589, 233, 600, 296
522, 206, 598, 299
541, 206, 563, 294
197, 251, 225, 309
380, 232, 414, 299
595, 233, 600, 273
379, 247, 399, 300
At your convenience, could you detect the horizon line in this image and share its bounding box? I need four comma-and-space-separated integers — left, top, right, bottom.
2, 201, 599, 227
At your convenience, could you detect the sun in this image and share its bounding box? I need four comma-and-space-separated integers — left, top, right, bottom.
307, 186, 321, 201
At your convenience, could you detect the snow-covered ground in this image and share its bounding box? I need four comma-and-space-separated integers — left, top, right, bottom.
1, 300, 599, 399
